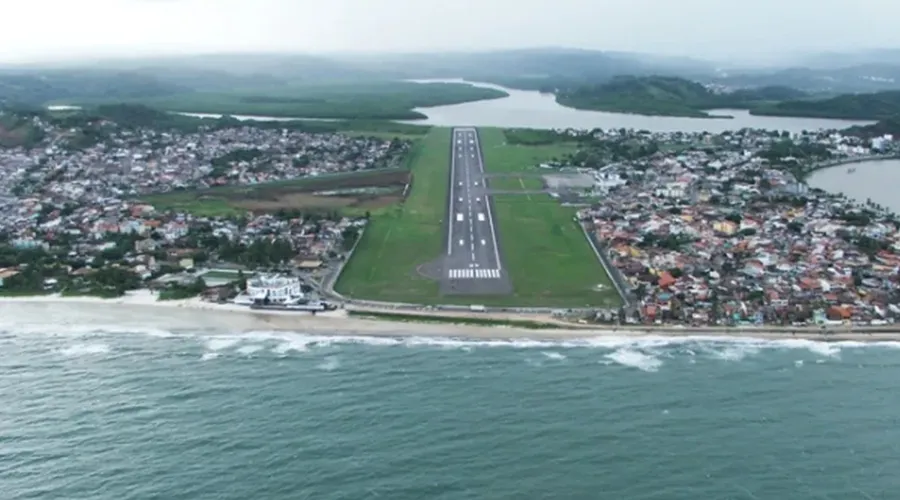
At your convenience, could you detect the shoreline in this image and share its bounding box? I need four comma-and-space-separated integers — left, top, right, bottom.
3, 292, 900, 342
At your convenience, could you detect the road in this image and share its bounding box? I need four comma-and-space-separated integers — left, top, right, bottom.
441, 128, 511, 296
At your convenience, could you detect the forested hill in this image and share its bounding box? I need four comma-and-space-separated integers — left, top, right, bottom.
0, 70, 187, 107
553, 76, 809, 118
751, 90, 900, 120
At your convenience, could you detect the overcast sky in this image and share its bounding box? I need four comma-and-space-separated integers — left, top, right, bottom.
0, 0, 894, 64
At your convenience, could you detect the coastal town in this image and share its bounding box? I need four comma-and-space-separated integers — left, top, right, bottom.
572, 127, 900, 327
2, 108, 900, 329
0, 111, 408, 305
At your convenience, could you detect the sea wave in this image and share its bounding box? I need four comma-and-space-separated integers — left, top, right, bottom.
606, 348, 663, 372
7, 324, 900, 362
57, 343, 110, 357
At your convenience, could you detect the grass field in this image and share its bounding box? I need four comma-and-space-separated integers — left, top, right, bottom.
68, 81, 507, 121
478, 128, 578, 173
490, 195, 618, 308
487, 176, 545, 191
334, 128, 450, 300
335, 127, 619, 308
479, 129, 619, 308
141, 168, 411, 218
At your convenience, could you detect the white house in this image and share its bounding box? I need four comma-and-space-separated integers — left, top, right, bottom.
244, 275, 303, 305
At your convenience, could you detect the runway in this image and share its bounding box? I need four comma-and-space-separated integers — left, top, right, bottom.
441, 128, 511, 296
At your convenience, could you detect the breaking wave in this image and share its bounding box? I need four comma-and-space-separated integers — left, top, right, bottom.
5, 323, 900, 370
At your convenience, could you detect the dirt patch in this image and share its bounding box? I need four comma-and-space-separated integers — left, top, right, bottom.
235, 193, 404, 212
225, 170, 412, 200
416, 259, 444, 281
0, 125, 27, 148
155, 169, 414, 214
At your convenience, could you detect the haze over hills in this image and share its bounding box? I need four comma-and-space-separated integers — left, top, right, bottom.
4, 47, 900, 95
5, 47, 900, 122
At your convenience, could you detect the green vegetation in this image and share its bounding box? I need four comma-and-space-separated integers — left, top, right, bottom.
334, 128, 449, 301
490, 195, 618, 307
478, 128, 619, 308
140, 168, 411, 218
0, 113, 45, 148
503, 128, 579, 146
0, 70, 185, 107
44, 104, 433, 138
752, 90, 900, 120
0, 244, 142, 297
480, 128, 578, 173
158, 278, 207, 301
845, 118, 900, 138
487, 176, 545, 191
63, 81, 507, 121
336, 127, 618, 308
348, 310, 564, 329
555, 76, 809, 118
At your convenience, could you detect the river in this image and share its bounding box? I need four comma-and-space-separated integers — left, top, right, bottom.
808, 159, 900, 213
400, 79, 872, 133
49, 81, 873, 133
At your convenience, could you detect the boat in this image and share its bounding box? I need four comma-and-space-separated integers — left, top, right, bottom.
847, 167, 856, 174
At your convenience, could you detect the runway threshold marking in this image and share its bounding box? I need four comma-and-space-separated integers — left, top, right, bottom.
447, 269, 502, 279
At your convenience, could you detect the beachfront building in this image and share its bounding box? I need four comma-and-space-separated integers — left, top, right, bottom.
243, 275, 304, 305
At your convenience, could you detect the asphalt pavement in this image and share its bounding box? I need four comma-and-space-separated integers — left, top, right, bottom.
440, 128, 512, 296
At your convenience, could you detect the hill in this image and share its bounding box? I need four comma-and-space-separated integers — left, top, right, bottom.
715, 64, 900, 93
843, 118, 900, 138
0, 70, 188, 107
61, 81, 507, 120
553, 76, 808, 118
752, 90, 900, 120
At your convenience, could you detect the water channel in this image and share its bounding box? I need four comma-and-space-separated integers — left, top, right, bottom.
49, 80, 873, 133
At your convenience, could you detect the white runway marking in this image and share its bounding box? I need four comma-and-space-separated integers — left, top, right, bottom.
448, 269, 501, 280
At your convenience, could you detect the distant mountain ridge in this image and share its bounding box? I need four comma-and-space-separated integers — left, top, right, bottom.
6, 48, 900, 119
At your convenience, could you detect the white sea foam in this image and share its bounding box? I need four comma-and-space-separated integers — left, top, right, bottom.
58, 343, 110, 357
273, 341, 308, 355
205, 338, 242, 351
776, 339, 841, 358
10, 322, 900, 360
541, 351, 567, 360
605, 349, 663, 372
318, 356, 340, 371
236, 345, 264, 356
200, 352, 219, 361
708, 345, 760, 362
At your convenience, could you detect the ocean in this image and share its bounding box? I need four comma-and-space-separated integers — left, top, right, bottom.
2, 308, 899, 499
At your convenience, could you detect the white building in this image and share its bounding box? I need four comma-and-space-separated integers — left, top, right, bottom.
654, 182, 688, 198
244, 275, 303, 304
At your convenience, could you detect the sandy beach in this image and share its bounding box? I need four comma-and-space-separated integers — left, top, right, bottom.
2, 290, 900, 342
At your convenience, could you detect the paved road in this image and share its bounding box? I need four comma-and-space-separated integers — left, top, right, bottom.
441, 128, 511, 296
